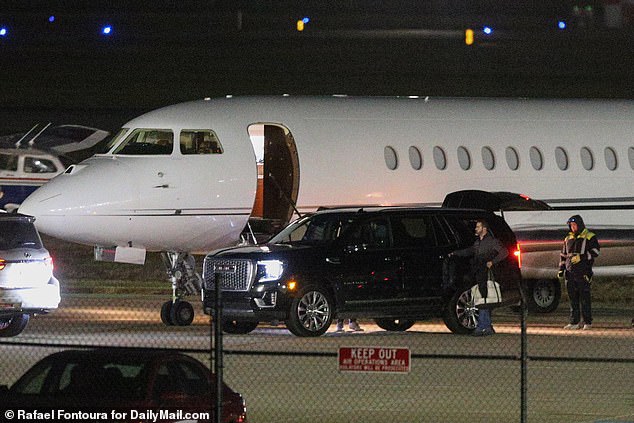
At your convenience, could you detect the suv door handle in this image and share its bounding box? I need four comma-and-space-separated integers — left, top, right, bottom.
326, 257, 341, 265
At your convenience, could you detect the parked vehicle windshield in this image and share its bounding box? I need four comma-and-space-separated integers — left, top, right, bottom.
0, 220, 42, 249
270, 213, 356, 245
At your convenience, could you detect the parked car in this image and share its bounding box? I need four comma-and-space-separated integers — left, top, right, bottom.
202, 206, 523, 337
0, 213, 60, 337
0, 348, 247, 423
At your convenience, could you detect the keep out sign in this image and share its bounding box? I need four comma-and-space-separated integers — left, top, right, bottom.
338, 346, 410, 373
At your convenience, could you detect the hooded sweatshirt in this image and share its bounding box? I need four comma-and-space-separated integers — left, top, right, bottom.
559, 215, 600, 276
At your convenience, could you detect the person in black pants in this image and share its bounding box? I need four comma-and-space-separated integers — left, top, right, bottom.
559, 215, 600, 330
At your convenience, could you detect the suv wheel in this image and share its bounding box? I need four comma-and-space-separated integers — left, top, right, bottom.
0, 314, 30, 337
286, 286, 334, 337
222, 320, 259, 334
526, 279, 560, 313
374, 318, 415, 332
443, 289, 478, 334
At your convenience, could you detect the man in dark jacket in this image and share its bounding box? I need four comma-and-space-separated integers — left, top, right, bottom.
559, 215, 600, 330
451, 219, 508, 336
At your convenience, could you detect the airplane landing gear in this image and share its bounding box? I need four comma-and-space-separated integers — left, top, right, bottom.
160, 252, 201, 326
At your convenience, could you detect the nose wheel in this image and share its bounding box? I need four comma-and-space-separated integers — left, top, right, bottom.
160, 300, 195, 326
159, 251, 202, 327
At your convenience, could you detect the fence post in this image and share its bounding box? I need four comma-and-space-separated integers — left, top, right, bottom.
520, 286, 528, 423
213, 272, 224, 423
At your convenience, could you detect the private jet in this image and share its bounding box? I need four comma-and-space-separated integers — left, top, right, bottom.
19, 96, 634, 326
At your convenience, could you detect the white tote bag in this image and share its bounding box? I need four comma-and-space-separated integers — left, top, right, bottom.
471, 271, 502, 307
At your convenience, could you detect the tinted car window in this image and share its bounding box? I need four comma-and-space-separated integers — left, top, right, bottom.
12, 356, 146, 399
431, 215, 452, 246
174, 361, 209, 395
0, 220, 43, 249
442, 215, 477, 247
390, 215, 436, 247
343, 218, 390, 248
271, 214, 355, 244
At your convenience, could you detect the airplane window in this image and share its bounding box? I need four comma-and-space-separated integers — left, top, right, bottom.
408, 146, 422, 170
629, 147, 634, 170
0, 153, 18, 171
555, 147, 569, 170
604, 147, 618, 171
529, 146, 543, 170
433, 146, 447, 170
99, 128, 128, 154
580, 147, 594, 171
505, 147, 519, 171
113, 129, 174, 155
481, 146, 495, 170
457, 146, 471, 170
384, 146, 398, 170
180, 130, 223, 155
24, 157, 57, 173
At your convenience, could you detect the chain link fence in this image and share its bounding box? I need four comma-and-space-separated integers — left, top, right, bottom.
1, 293, 632, 423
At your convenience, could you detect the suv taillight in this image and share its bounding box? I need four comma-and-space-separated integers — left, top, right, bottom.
513, 243, 522, 268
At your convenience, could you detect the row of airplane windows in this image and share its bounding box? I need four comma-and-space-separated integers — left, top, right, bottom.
384, 145, 634, 172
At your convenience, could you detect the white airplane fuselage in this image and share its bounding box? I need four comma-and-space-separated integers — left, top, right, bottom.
19, 96, 634, 279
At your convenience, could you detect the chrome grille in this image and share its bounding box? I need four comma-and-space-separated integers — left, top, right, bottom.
203, 258, 255, 292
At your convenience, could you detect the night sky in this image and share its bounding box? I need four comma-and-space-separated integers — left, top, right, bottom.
2, 1, 634, 134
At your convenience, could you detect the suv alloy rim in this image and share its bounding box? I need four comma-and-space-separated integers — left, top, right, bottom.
456, 289, 478, 330
297, 290, 330, 332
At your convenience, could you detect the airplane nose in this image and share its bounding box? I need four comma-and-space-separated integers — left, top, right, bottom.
19, 158, 138, 244
19, 177, 71, 239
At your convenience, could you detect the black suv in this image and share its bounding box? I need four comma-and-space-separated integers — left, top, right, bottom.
202, 207, 522, 337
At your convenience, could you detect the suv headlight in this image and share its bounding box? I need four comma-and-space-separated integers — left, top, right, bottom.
257, 260, 285, 282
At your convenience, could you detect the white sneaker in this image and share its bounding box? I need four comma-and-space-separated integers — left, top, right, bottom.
582, 324, 592, 330
349, 321, 364, 332
563, 323, 581, 330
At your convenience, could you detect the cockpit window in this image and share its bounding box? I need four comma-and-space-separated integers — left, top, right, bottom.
24, 157, 58, 173
98, 128, 129, 154
180, 130, 223, 155
0, 153, 18, 171
113, 129, 174, 155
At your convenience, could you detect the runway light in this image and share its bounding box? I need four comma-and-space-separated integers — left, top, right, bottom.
48, 15, 55, 23
296, 16, 310, 31
101, 25, 112, 35
483, 26, 493, 35
465, 28, 474, 45
557, 20, 567, 30
0, 28, 7, 37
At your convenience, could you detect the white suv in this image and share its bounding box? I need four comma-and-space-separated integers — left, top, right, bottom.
0, 213, 60, 337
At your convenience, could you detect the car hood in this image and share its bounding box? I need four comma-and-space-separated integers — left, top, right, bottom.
211, 242, 328, 259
